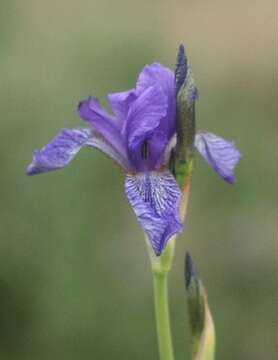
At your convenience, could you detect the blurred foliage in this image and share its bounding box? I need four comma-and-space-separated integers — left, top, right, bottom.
0, 1, 278, 359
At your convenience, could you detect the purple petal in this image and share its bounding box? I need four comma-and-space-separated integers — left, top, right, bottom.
125, 63, 176, 171
126, 86, 168, 170
136, 63, 176, 135
78, 96, 127, 159
26, 128, 92, 175
27, 128, 128, 176
127, 86, 167, 147
87, 131, 130, 170
136, 63, 174, 99
195, 131, 242, 183
125, 170, 183, 256
128, 129, 169, 172
108, 89, 136, 123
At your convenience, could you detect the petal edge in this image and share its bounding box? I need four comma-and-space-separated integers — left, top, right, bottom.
26, 128, 93, 175
195, 131, 242, 183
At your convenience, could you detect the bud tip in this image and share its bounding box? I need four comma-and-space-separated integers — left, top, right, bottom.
175, 44, 188, 94
185, 252, 198, 289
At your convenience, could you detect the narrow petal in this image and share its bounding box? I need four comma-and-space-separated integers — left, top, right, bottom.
26, 128, 93, 175
78, 96, 127, 159
27, 128, 128, 176
125, 170, 183, 256
195, 131, 241, 183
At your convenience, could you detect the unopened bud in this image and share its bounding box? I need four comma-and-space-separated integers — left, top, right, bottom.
185, 252, 215, 360
174, 45, 198, 187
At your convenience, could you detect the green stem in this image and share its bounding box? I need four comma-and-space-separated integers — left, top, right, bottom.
153, 271, 174, 360
147, 238, 176, 360
147, 173, 192, 360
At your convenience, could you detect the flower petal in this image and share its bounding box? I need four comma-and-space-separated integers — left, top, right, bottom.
78, 96, 127, 159
136, 63, 174, 96
125, 85, 168, 171
108, 89, 136, 122
136, 63, 176, 135
195, 131, 241, 183
125, 170, 183, 255
26, 128, 93, 175
26, 128, 128, 176
87, 131, 130, 169
127, 86, 167, 148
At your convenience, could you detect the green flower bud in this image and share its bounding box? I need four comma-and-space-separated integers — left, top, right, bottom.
185, 253, 216, 360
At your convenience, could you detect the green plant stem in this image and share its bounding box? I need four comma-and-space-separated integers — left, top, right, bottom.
147, 173, 192, 360
153, 270, 174, 360
146, 238, 175, 360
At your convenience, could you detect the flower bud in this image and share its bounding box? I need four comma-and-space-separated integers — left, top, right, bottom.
174, 45, 198, 187
185, 252, 216, 360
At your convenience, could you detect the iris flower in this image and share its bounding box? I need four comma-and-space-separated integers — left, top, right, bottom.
27, 46, 241, 256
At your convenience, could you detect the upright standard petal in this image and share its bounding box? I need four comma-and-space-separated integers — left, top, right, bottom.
108, 89, 136, 123
78, 96, 127, 159
136, 63, 176, 136
195, 131, 241, 183
127, 86, 167, 148
126, 86, 168, 171
125, 170, 183, 255
136, 63, 174, 97
26, 128, 92, 175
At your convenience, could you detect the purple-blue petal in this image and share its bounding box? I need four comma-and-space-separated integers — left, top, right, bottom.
26, 128, 92, 175
27, 128, 129, 176
127, 86, 167, 147
87, 131, 130, 170
108, 89, 136, 123
125, 170, 183, 256
195, 131, 242, 183
136, 63, 174, 99
136, 63, 176, 136
126, 86, 168, 171
78, 96, 127, 160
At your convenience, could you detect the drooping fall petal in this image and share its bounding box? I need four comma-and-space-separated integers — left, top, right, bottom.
27, 128, 93, 175
125, 170, 183, 255
195, 131, 241, 183
26, 128, 128, 175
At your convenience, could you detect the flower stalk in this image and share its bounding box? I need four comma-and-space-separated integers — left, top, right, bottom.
149, 168, 192, 360
152, 242, 175, 360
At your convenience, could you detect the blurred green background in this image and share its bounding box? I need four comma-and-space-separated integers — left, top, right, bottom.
1, 0, 278, 359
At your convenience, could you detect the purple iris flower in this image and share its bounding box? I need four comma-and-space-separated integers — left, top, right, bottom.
27, 49, 241, 255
